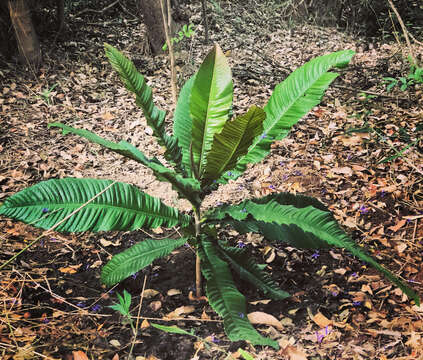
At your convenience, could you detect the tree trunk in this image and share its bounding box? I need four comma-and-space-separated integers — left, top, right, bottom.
138, 0, 170, 55
8, 0, 41, 68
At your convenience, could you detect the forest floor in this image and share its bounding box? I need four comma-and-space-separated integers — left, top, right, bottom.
1, 1, 423, 359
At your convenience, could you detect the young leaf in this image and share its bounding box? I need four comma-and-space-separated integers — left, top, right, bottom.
101, 237, 188, 285
151, 323, 194, 336
203, 106, 265, 184
206, 195, 420, 305
198, 238, 278, 349
217, 243, 290, 300
173, 75, 196, 176
221, 50, 355, 182
104, 43, 183, 172
190, 44, 233, 177
0, 178, 190, 232
48, 123, 201, 206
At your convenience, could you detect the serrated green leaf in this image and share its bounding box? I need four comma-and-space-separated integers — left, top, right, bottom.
0, 178, 190, 232
48, 123, 201, 206
104, 43, 183, 172
173, 75, 196, 177
203, 106, 264, 184
205, 193, 420, 305
198, 238, 278, 348
101, 237, 188, 285
190, 44, 233, 177
220, 50, 355, 183
217, 244, 290, 300
151, 323, 194, 336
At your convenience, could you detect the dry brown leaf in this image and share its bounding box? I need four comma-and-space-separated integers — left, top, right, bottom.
247, 311, 283, 330
59, 264, 82, 274
141, 319, 150, 329
279, 345, 308, 360
396, 242, 407, 254
112, 354, 119, 360
149, 300, 162, 311
312, 312, 332, 328
13, 345, 35, 360
166, 305, 195, 319
72, 351, 89, 360
331, 166, 353, 176
167, 289, 181, 296
388, 219, 407, 232
143, 289, 160, 299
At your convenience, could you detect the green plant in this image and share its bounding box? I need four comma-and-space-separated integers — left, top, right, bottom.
151, 323, 255, 359
383, 58, 423, 92
39, 83, 58, 105
0, 44, 419, 348
109, 289, 136, 334
162, 23, 195, 51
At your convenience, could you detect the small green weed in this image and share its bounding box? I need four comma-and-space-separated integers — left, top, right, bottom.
109, 289, 136, 334
162, 23, 195, 51
383, 57, 423, 92
39, 83, 58, 105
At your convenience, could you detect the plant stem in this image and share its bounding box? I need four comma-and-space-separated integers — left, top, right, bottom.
194, 207, 202, 298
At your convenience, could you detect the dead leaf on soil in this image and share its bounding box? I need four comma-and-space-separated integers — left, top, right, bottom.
167, 288, 181, 296
247, 311, 283, 330
143, 289, 160, 299
312, 312, 332, 328
278, 344, 308, 360
72, 351, 89, 360
149, 301, 162, 312
58, 264, 82, 274
166, 305, 195, 319
388, 219, 407, 233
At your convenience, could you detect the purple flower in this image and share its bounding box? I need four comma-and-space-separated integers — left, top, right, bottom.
238, 312, 245, 318
131, 272, 138, 280
293, 170, 303, 176
260, 132, 267, 139
331, 291, 338, 297
227, 171, 233, 176
359, 205, 369, 215
42, 208, 49, 213
352, 301, 361, 306
282, 174, 289, 181
91, 304, 102, 312
240, 208, 247, 213
237, 241, 246, 248
311, 251, 320, 259
211, 335, 220, 343
76, 302, 85, 308
42, 318, 50, 323
316, 331, 324, 343
380, 190, 386, 198
269, 185, 275, 190
351, 272, 358, 278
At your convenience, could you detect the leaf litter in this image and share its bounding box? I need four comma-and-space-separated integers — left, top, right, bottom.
0, 0, 422, 359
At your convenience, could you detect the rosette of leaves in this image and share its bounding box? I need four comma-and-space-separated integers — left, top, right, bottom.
0, 44, 419, 349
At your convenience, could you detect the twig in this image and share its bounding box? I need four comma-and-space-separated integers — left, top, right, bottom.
129, 275, 147, 357
387, 0, 418, 67
74, 0, 120, 17
200, 0, 209, 44
160, 0, 178, 106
